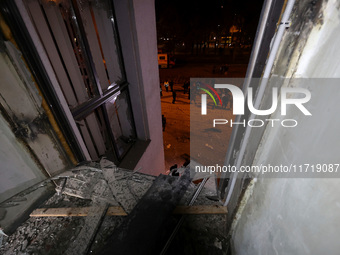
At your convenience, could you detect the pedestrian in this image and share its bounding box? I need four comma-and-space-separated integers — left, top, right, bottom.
183, 81, 189, 94
162, 115, 166, 131
164, 80, 169, 92
222, 94, 228, 109
223, 92, 232, 109
190, 89, 196, 104
169, 80, 174, 92
228, 92, 233, 108
196, 81, 201, 90
223, 65, 229, 75
172, 90, 177, 104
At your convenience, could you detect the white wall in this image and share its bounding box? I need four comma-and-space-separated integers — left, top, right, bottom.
232, 0, 340, 254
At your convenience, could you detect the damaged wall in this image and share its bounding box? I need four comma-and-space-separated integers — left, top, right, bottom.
0, 113, 45, 203
0, 25, 77, 233
232, 0, 340, 254
0, 48, 72, 201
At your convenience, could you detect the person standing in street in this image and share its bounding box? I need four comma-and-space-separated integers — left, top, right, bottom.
169, 80, 174, 92
222, 94, 229, 109
164, 80, 169, 92
162, 115, 166, 131
183, 81, 189, 94
190, 87, 197, 104
172, 90, 177, 104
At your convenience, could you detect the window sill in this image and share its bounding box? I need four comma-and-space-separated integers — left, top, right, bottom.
117, 139, 151, 170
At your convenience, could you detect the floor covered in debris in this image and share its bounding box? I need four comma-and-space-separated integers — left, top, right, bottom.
0, 159, 228, 255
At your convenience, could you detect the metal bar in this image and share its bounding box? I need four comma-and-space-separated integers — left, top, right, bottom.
85, 113, 106, 157
27, 1, 78, 107
70, 0, 102, 97
160, 176, 209, 255
101, 104, 121, 162
42, 3, 88, 104
217, 0, 285, 200
223, 0, 296, 207
242, 0, 275, 91
109, 0, 127, 81
77, 3, 110, 91
72, 83, 126, 121
92, 6, 121, 85
77, 119, 98, 159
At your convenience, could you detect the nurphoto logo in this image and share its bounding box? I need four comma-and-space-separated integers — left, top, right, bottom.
201, 84, 311, 128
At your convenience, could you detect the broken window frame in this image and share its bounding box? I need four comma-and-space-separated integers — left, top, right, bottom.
0, 0, 137, 164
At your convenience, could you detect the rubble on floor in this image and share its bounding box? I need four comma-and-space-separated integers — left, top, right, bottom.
99, 170, 192, 254
0, 159, 228, 255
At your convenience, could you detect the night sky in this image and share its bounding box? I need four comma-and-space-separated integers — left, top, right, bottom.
155, 0, 265, 50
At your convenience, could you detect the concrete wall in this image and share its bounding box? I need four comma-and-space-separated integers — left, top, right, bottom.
232, 0, 340, 254
114, 0, 165, 175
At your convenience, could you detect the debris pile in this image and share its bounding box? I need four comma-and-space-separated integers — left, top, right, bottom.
0, 159, 228, 255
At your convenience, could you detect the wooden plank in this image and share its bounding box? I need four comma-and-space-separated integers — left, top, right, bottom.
30, 205, 226, 217
173, 205, 228, 215
30, 206, 127, 217
106, 206, 128, 216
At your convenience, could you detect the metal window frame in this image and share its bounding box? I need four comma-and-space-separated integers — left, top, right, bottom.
67, 0, 136, 162
72, 82, 127, 121
217, 0, 285, 198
